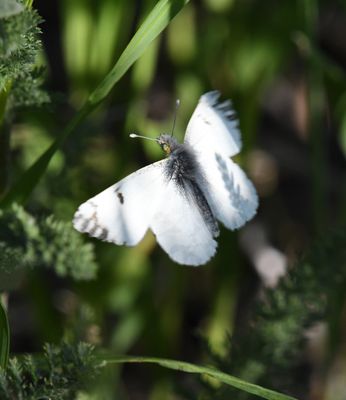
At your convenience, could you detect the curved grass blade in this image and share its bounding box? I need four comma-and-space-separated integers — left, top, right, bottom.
103, 356, 298, 400
0, 0, 188, 208
0, 298, 10, 369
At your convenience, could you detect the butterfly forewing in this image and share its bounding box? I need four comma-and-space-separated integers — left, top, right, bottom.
185, 91, 242, 158
73, 160, 166, 246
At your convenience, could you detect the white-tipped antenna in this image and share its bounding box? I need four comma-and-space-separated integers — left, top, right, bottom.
171, 99, 180, 137
129, 133, 157, 142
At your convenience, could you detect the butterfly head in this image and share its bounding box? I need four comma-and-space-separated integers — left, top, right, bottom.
130, 133, 179, 155
157, 134, 179, 156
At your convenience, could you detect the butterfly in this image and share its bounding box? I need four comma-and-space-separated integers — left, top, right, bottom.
73, 91, 258, 266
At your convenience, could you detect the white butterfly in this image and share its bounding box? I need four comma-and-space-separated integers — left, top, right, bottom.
73, 91, 258, 266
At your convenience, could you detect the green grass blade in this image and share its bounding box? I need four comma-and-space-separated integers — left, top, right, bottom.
0, 0, 188, 208
0, 298, 10, 369
103, 356, 298, 400
89, 0, 188, 105
0, 105, 92, 207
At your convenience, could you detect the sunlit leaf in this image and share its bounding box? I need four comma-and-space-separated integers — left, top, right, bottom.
104, 356, 298, 400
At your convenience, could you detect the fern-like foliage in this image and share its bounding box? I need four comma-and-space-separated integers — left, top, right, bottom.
0, 204, 98, 281
201, 228, 346, 399
0, 342, 100, 400
0, 0, 49, 112
0, 0, 24, 19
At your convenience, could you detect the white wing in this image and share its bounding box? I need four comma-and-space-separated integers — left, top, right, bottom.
185, 91, 241, 158
185, 91, 258, 230
73, 91, 256, 265
150, 179, 217, 266
73, 160, 166, 246
198, 152, 258, 230
73, 158, 217, 266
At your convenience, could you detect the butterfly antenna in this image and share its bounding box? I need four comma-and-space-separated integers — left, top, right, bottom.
129, 133, 157, 142
171, 99, 180, 137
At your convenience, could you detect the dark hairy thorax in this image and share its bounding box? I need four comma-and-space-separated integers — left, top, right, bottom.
163, 140, 219, 237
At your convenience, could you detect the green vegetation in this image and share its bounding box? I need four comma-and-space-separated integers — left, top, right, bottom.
1, 0, 346, 398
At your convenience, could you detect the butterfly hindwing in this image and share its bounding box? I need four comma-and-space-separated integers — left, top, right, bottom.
195, 151, 258, 230
185, 91, 258, 230
73, 160, 166, 246
150, 177, 217, 266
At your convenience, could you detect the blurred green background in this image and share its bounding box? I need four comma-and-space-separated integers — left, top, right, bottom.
2, 0, 346, 398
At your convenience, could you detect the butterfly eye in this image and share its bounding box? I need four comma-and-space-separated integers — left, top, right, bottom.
163, 143, 171, 154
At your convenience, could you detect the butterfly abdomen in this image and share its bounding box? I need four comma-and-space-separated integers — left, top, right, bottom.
165, 144, 219, 237
189, 182, 219, 237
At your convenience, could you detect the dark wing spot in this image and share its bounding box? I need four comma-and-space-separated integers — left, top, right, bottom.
80, 218, 90, 231
89, 224, 98, 236
196, 113, 211, 124
114, 187, 125, 204
99, 228, 109, 241
117, 192, 124, 204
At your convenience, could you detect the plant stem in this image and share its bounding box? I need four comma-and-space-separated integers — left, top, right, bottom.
25, 0, 33, 9
0, 292, 10, 369
0, 81, 12, 198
